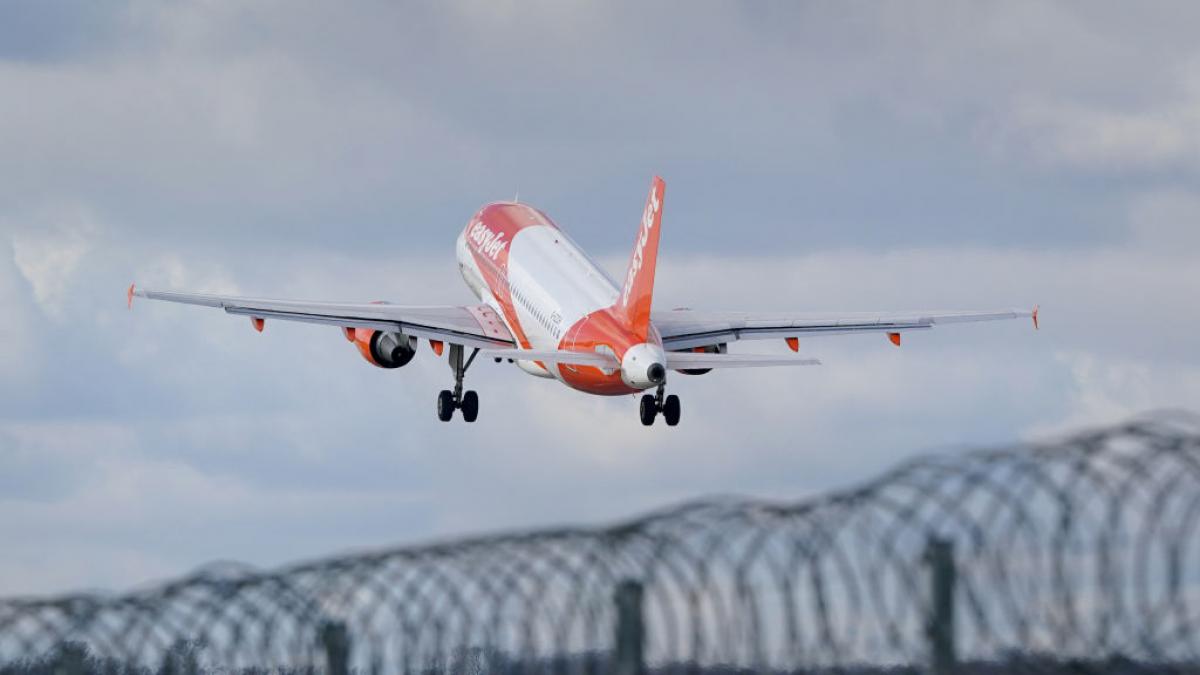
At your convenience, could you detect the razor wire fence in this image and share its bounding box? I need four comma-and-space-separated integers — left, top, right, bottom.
3, 414, 1200, 674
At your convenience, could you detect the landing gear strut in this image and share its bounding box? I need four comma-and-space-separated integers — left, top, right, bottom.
438, 344, 480, 422
639, 383, 681, 427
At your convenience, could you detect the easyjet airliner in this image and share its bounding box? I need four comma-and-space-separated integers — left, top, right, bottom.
130, 177, 1037, 425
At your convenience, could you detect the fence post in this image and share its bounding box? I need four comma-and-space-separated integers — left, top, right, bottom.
54, 641, 88, 675
320, 620, 350, 675
612, 579, 645, 675
924, 536, 957, 675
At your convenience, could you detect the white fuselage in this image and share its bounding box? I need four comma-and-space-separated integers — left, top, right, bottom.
456, 211, 617, 378
454, 200, 667, 395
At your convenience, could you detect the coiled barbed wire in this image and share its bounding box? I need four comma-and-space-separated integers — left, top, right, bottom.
2, 414, 1199, 674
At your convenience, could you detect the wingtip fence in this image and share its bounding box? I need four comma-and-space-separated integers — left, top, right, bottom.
3, 412, 1200, 674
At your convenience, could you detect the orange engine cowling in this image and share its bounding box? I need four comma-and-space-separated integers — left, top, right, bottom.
345, 327, 418, 369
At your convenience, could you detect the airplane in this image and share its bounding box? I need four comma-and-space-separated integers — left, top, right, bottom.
129, 176, 1037, 426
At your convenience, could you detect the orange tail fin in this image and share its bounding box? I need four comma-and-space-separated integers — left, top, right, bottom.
614, 176, 665, 341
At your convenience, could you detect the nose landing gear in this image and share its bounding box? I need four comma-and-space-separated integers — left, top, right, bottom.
438, 344, 480, 422
639, 383, 680, 426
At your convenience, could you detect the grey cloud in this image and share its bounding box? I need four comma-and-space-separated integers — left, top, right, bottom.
0, 429, 84, 501
1, 1, 1198, 596
1128, 188, 1200, 252
0, 0, 133, 63
3, 215, 1197, 594
3, 2, 1197, 258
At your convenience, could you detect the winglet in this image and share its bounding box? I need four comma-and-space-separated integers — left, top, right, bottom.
888, 332, 902, 347
1032, 305, 1039, 330
127, 283, 136, 310
612, 176, 665, 342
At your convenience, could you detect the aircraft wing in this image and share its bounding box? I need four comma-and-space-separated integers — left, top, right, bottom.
654, 307, 1037, 350
129, 286, 515, 348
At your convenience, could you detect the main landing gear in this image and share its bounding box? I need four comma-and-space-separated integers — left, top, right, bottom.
438, 344, 480, 423
639, 383, 681, 427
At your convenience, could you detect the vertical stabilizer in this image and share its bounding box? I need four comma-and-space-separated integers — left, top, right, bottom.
614, 176, 665, 341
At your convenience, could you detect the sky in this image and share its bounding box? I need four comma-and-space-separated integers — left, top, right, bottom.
1, 0, 1198, 596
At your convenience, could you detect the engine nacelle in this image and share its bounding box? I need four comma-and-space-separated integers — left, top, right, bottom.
347, 328, 417, 369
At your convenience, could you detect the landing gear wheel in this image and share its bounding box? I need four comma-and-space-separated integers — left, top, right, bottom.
639, 394, 657, 426
440, 345, 480, 423
461, 390, 479, 423
437, 390, 455, 422
663, 394, 681, 426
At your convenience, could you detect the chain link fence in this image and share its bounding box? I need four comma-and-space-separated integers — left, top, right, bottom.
2, 414, 1199, 674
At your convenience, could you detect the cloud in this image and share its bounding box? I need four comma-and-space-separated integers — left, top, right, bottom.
1, 1, 1199, 597
5, 1, 1198, 257
0, 239, 40, 381
8, 204, 98, 318
1128, 187, 1200, 252
1032, 351, 1200, 435
0, 0, 133, 63
0, 415, 431, 594
2, 217, 1197, 595
1007, 98, 1200, 172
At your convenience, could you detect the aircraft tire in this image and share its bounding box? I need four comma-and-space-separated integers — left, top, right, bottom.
461, 390, 479, 423
663, 394, 681, 426
437, 390, 455, 422
639, 394, 657, 426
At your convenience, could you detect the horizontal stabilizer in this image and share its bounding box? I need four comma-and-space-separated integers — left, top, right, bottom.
479, 348, 619, 368
665, 351, 821, 369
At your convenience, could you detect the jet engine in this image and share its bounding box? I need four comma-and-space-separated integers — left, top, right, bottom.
347, 328, 417, 369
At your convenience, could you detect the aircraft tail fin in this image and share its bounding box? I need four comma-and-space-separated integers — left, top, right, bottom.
613, 176, 665, 341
